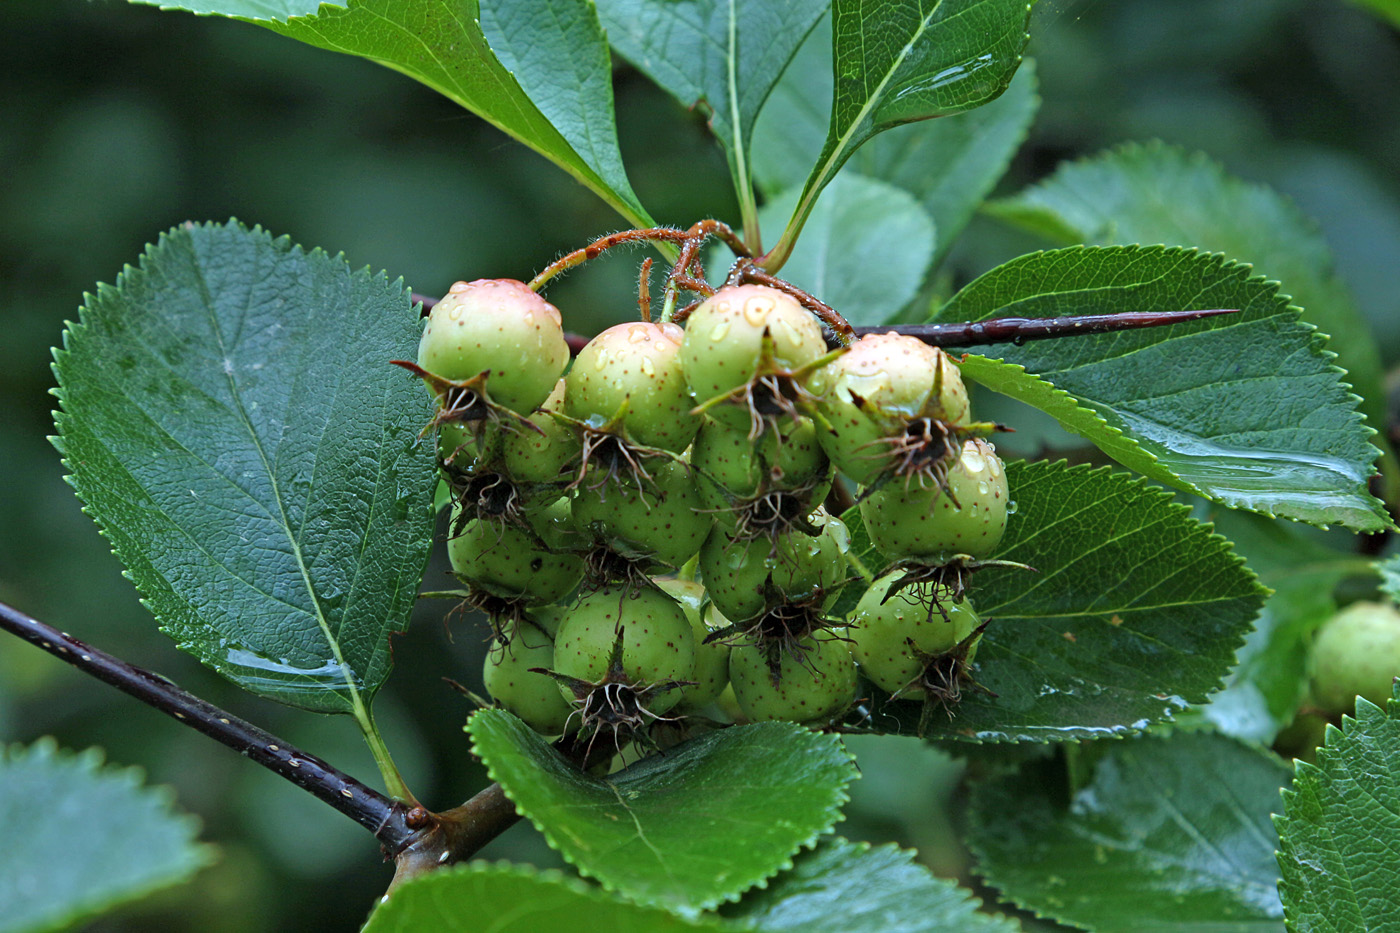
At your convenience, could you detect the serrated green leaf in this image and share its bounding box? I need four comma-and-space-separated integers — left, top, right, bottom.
0, 739, 213, 933
775, 0, 1032, 259
986, 142, 1388, 454
596, 0, 826, 202
362, 862, 716, 932
51, 221, 437, 712
859, 460, 1267, 743
755, 174, 935, 326
132, 0, 650, 227
1276, 683, 1400, 932
968, 731, 1290, 932
753, 15, 1038, 267
467, 709, 855, 912
1194, 512, 1371, 744
720, 836, 1018, 933
938, 245, 1387, 531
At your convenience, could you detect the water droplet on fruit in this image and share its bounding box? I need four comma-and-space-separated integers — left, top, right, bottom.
593, 350, 610, 371
641, 357, 655, 377
961, 448, 986, 473
977, 481, 990, 496
710, 321, 731, 342
627, 324, 650, 344
742, 296, 774, 327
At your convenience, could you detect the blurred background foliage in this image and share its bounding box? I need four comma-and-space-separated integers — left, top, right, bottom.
1, 0, 1397, 930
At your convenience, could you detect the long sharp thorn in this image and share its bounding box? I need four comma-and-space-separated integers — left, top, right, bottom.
850, 308, 1240, 349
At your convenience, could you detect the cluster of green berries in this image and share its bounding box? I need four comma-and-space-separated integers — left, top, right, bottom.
414, 278, 1010, 747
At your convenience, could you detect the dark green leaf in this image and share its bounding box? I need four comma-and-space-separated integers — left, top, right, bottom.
52, 221, 437, 712
1348, 0, 1400, 27
753, 15, 1038, 267
986, 142, 1388, 452
467, 709, 855, 912
867, 460, 1267, 743
783, 0, 1033, 246
0, 739, 213, 933
132, 0, 650, 226
1193, 512, 1371, 744
939, 245, 1387, 531
721, 836, 1018, 933
596, 0, 826, 195
362, 862, 716, 933
1276, 683, 1400, 932
756, 174, 935, 326
968, 731, 1290, 932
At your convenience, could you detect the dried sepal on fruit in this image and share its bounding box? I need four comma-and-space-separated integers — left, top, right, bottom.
728, 633, 857, 725
691, 416, 833, 541
699, 507, 850, 624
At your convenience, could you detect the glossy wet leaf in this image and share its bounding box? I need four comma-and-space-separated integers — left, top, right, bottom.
721, 836, 1018, 932
0, 739, 213, 933
756, 174, 936, 326
938, 245, 1387, 531
987, 142, 1387, 451
52, 221, 437, 712
1276, 684, 1400, 932
362, 862, 715, 933
133, 0, 649, 226
1192, 511, 1371, 744
468, 709, 855, 912
596, 0, 826, 195
968, 731, 1290, 932
850, 460, 1267, 743
784, 0, 1033, 245
753, 15, 1038, 268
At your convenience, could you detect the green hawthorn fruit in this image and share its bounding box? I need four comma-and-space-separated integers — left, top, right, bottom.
859, 438, 1008, 561
808, 333, 970, 484
729, 634, 857, 724
552, 584, 697, 714
483, 625, 574, 735
447, 508, 583, 603
418, 279, 569, 415
656, 578, 731, 711
565, 320, 698, 452
1310, 600, 1400, 713
690, 416, 831, 520
572, 458, 713, 570
700, 508, 850, 622
680, 284, 827, 432
848, 572, 981, 695
503, 378, 580, 484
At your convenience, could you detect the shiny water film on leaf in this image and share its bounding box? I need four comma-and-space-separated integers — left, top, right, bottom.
986, 141, 1388, 455
968, 731, 1291, 932
721, 836, 1020, 933
132, 0, 650, 226
362, 863, 714, 933
468, 709, 856, 913
51, 221, 438, 712
1276, 684, 1400, 933
753, 14, 1038, 269
853, 460, 1266, 743
0, 740, 213, 933
938, 245, 1387, 531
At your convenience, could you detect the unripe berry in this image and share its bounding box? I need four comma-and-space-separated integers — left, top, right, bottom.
573, 458, 713, 570
418, 279, 569, 415
808, 333, 970, 484
655, 578, 731, 712
1310, 601, 1400, 713
848, 572, 981, 695
690, 417, 831, 525
552, 585, 697, 715
484, 626, 574, 735
565, 321, 698, 452
680, 284, 827, 433
729, 635, 857, 724
859, 438, 1008, 561
700, 508, 850, 622
503, 378, 581, 484
447, 508, 583, 603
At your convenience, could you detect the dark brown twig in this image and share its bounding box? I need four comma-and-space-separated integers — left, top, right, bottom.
857, 308, 1241, 348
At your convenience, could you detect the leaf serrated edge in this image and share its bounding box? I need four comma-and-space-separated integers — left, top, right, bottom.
466, 711, 856, 913
1, 738, 216, 933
